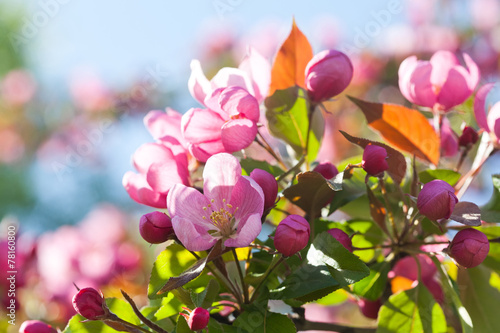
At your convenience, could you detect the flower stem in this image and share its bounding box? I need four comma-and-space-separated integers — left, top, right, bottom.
378, 178, 398, 242
121, 290, 169, 333
231, 248, 249, 304
250, 256, 285, 303
256, 131, 288, 170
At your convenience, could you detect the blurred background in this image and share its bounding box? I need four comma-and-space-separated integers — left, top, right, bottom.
0, 0, 499, 330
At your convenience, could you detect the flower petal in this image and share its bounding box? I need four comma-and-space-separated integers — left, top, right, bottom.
474, 83, 496, 131
408, 62, 436, 108
188, 59, 211, 105
188, 140, 225, 163
219, 86, 260, 122
167, 184, 210, 222
488, 103, 500, 140
429, 51, 459, 88
143, 108, 183, 141
123, 171, 167, 208
239, 47, 271, 103
224, 213, 262, 248
230, 176, 264, 219
210, 67, 255, 96
203, 153, 241, 210
463, 53, 480, 91
132, 143, 174, 174
398, 56, 419, 102
172, 216, 218, 251
181, 108, 224, 144
221, 118, 258, 152
437, 67, 472, 110
146, 160, 190, 193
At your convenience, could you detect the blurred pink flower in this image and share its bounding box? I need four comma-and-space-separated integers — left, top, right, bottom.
471, 0, 500, 31
474, 83, 500, 145
188, 47, 270, 104
439, 118, 459, 157
0, 127, 25, 164
70, 71, 114, 112
399, 51, 479, 112
182, 86, 260, 162
167, 153, 264, 251
0, 69, 37, 106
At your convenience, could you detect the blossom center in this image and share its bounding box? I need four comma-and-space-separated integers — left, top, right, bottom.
202, 199, 239, 239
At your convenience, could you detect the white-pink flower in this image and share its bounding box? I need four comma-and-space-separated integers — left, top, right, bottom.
474, 83, 500, 145
167, 153, 264, 251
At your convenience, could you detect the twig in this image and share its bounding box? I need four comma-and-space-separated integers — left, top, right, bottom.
231, 248, 249, 303
121, 290, 169, 333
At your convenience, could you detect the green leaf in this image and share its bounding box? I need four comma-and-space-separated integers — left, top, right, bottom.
480, 174, 500, 223
457, 265, 500, 333
154, 293, 184, 321
328, 168, 366, 215
283, 171, 335, 217
477, 225, 500, 271
353, 261, 391, 301
377, 285, 447, 333
240, 158, 284, 177
234, 306, 296, 333
63, 298, 140, 333
175, 315, 192, 333
265, 86, 323, 162
418, 169, 461, 186
191, 279, 220, 309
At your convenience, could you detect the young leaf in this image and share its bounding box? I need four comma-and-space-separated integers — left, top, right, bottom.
265, 87, 323, 162
268, 19, 313, 96
283, 171, 336, 217
450, 201, 481, 226
377, 285, 447, 333
240, 158, 284, 177
457, 266, 500, 333
480, 174, 500, 223
348, 97, 440, 165
418, 169, 461, 186
352, 261, 391, 301
340, 130, 407, 184
191, 279, 220, 309
234, 305, 297, 333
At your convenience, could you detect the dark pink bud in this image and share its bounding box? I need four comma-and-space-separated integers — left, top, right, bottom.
274, 215, 310, 257
183, 307, 210, 331
459, 126, 479, 147
305, 50, 353, 103
417, 180, 458, 221
358, 298, 381, 319
449, 228, 489, 268
388, 254, 437, 281
139, 211, 174, 244
250, 169, 278, 212
327, 228, 352, 252
423, 278, 444, 304
19, 320, 57, 333
313, 161, 339, 179
72, 287, 106, 320
362, 145, 388, 176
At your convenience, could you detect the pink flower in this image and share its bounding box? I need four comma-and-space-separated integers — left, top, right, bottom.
417, 180, 458, 221
181, 307, 210, 331
182, 86, 260, 162
327, 228, 353, 252
362, 145, 388, 177
167, 153, 264, 251
313, 161, 339, 180
139, 211, 174, 244
439, 118, 459, 157
474, 83, 500, 145
305, 50, 353, 103
19, 320, 57, 333
0, 69, 37, 106
123, 141, 190, 208
249, 169, 278, 213
72, 287, 107, 320
449, 228, 489, 268
358, 298, 381, 319
398, 51, 479, 111
274, 215, 310, 257
188, 47, 270, 104
458, 126, 479, 147
143, 108, 186, 145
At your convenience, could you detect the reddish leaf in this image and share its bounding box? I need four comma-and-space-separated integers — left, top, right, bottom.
348, 97, 440, 165
268, 20, 313, 96
340, 131, 407, 184
450, 201, 481, 226
366, 184, 388, 233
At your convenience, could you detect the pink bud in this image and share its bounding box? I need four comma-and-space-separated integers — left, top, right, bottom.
358, 298, 381, 319
139, 211, 174, 244
72, 287, 106, 320
274, 215, 310, 257
305, 50, 353, 103
440, 119, 459, 157
459, 126, 479, 147
185, 307, 210, 331
388, 254, 437, 281
250, 169, 278, 212
417, 180, 458, 221
449, 228, 489, 268
362, 145, 388, 176
313, 161, 339, 179
19, 320, 57, 333
327, 228, 353, 252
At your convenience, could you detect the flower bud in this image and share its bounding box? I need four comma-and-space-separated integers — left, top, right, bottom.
449, 228, 489, 268
19, 320, 57, 333
459, 126, 479, 147
358, 298, 381, 319
274, 215, 310, 257
313, 161, 339, 180
250, 169, 278, 212
139, 211, 174, 244
72, 287, 107, 320
305, 50, 353, 103
327, 228, 352, 252
388, 254, 437, 281
362, 145, 388, 176
417, 180, 458, 221
181, 307, 210, 331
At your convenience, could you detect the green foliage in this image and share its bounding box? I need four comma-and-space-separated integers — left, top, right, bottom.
240, 158, 284, 177
481, 174, 500, 223
234, 306, 296, 333
377, 285, 447, 333
418, 169, 461, 186
353, 261, 391, 301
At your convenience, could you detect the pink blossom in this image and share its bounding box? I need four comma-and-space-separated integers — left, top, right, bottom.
398, 51, 479, 112
439, 118, 459, 157
188, 47, 270, 104
167, 153, 264, 251
274, 215, 310, 257
0, 69, 37, 106
449, 228, 489, 268
182, 86, 260, 162
474, 83, 500, 145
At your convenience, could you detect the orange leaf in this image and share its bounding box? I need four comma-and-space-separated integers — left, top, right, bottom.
349, 97, 440, 165
268, 20, 313, 96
